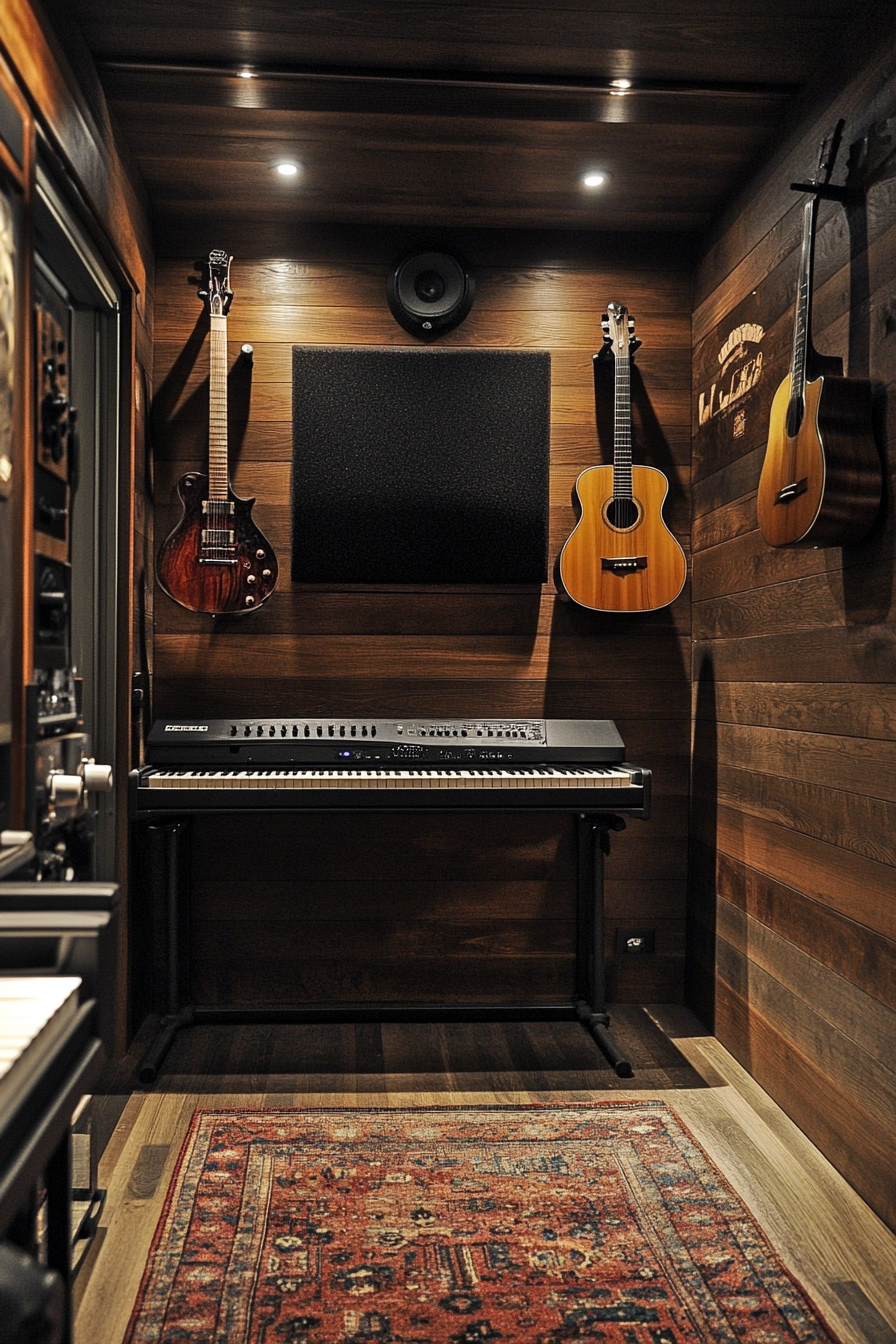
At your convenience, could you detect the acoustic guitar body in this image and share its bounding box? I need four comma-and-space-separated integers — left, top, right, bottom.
157, 472, 278, 615
560, 463, 686, 612
757, 373, 880, 548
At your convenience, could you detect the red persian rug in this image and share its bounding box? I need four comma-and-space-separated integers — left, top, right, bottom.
124, 1103, 839, 1344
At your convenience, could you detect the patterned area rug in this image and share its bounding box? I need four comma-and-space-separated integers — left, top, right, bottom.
124, 1103, 839, 1343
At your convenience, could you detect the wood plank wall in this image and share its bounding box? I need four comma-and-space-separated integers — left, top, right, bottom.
689, 46, 896, 1230
149, 228, 692, 1011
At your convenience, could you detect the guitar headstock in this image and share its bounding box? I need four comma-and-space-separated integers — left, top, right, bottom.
197, 249, 233, 317
601, 302, 641, 359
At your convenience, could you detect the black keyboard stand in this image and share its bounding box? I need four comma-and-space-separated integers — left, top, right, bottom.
135, 809, 634, 1083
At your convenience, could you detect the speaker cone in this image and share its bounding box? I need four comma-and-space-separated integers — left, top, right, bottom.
387, 250, 475, 338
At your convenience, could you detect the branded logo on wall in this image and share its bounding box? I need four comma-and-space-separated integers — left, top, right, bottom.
698, 322, 765, 425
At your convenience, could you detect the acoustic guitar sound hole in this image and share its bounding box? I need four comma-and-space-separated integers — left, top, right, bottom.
605, 497, 640, 530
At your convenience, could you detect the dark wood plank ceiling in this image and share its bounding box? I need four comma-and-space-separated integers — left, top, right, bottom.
56, 0, 881, 236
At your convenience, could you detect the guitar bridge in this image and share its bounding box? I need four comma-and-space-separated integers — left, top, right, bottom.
774, 477, 808, 505
602, 556, 647, 575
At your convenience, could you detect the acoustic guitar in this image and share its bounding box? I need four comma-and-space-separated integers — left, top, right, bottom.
559, 303, 686, 612
757, 130, 881, 548
157, 250, 278, 614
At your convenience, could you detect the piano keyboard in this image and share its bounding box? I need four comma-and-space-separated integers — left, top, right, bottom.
146, 766, 638, 791
0, 978, 81, 1127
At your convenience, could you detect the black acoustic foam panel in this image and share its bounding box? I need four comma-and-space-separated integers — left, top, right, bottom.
291, 347, 550, 583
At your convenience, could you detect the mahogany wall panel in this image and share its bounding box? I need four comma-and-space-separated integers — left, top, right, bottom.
690, 47, 896, 1228
151, 230, 692, 1009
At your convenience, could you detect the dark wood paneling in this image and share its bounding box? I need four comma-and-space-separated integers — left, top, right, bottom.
690, 46, 896, 1231
69, 0, 854, 85
150, 243, 693, 1021
62, 0, 868, 236
715, 853, 896, 1012
700, 680, 896, 739
64, 0, 896, 242
715, 975, 896, 1231
150, 236, 693, 1005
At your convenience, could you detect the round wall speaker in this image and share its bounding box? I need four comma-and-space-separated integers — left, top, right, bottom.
386, 250, 475, 338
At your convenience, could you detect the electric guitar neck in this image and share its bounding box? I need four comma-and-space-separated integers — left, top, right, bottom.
156, 251, 278, 614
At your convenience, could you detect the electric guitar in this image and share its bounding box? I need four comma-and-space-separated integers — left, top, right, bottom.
157, 251, 278, 614
559, 303, 686, 612
757, 129, 881, 547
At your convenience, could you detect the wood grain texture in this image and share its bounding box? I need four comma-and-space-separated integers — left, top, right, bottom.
690, 39, 896, 1232
73, 1013, 896, 1344
150, 239, 692, 1011
714, 975, 896, 1231
756, 374, 881, 548
559, 465, 687, 612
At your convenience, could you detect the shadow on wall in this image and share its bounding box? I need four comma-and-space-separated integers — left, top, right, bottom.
837, 129, 895, 625
151, 272, 254, 474
687, 649, 718, 1032
836, 382, 894, 625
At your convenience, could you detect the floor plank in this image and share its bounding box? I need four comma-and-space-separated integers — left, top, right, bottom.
75, 1009, 896, 1344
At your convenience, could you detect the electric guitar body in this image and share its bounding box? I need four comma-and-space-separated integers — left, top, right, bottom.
156, 250, 278, 615
157, 473, 277, 614
757, 126, 880, 548
559, 303, 686, 613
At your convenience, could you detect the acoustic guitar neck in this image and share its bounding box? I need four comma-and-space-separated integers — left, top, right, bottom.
612, 320, 633, 503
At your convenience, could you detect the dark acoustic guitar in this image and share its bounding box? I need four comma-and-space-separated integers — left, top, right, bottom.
757, 128, 881, 548
157, 250, 278, 614
559, 303, 686, 612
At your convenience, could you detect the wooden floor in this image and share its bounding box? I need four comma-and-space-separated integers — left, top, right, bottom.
75, 1006, 896, 1344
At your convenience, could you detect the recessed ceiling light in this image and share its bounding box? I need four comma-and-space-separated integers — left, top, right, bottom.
610, 79, 632, 90
237, 68, 254, 79
275, 161, 300, 177
582, 171, 608, 189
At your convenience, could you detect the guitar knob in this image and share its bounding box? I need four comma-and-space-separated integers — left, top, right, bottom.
256, 549, 265, 559
262, 569, 271, 578
245, 595, 255, 606
246, 574, 256, 584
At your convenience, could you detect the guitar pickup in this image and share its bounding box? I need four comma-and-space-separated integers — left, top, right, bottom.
602, 557, 647, 574
774, 478, 808, 505
202, 500, 234, 514
201, 529, 235, 544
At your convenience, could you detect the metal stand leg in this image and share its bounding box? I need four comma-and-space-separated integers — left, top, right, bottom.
137, 820, 194, 1083
575, 813, 633, 1078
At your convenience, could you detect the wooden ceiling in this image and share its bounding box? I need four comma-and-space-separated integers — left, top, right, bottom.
56, 0, 880, 238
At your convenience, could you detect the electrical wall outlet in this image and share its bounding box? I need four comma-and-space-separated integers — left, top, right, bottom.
615, 928, 655, 954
